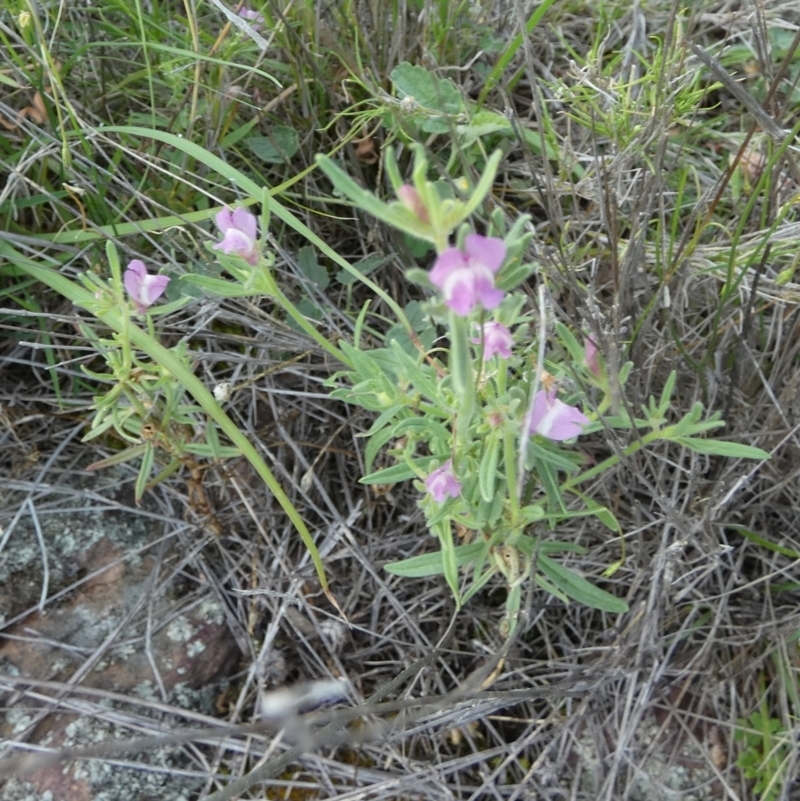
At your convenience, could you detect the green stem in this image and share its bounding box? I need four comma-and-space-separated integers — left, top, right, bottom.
449, 312, 475, 447
120, 310, 133, 376
504, 422, 520, 523
270, 281, 345, 365
562, 428, 663, 489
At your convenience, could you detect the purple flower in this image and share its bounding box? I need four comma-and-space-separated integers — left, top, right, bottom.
213, 207, 260, 266
471, 321, 514, 359
526, 390, 589, 441
429, 234, 506, 316
425, 459, 462, 502
584, 337, 600, 376
124, 260, 170, 314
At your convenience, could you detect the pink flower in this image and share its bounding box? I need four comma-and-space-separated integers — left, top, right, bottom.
526, 390, 589, 441
584, 337, 600, 376
471, 321, 514, 359
429, 234, 506, 316
425, 460, 462, 502
213, 207, 260, 266
237, 6, 264, 28
123, 260, 170, 314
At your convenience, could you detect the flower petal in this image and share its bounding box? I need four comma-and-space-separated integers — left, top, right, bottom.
425, 460, 462, 502
584, 337, 600, 376
213, 228, 254, 256
527, 390, 589, 441
123, 260, 169, 312
123, 259, 147, 298
465, 233, 506, 273
215, 208, 234, 234
144, 274, 170, 305
231, 207, 258, 241
429, 236, 506, 316
472, 273, 504, 311
472, 321, 513, 359
443, 271, 477, 315
429, 247, 466, 289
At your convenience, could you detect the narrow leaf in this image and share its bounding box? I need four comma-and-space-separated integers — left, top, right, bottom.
538, 554, 628, 613
675, 437, 770, 459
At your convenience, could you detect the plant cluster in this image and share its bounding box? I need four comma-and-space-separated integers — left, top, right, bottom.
38, 136, 767, 635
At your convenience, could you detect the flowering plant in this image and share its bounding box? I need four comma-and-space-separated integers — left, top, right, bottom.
47, 198, 348, 609
11, 124, 770, 626
316, 144, 769, 632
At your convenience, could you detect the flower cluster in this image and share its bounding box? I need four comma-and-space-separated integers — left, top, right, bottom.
122, 206, 260, 314
422, 231, 593, 500
425, 390, 589, 501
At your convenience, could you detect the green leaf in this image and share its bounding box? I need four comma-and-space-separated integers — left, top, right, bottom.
436, 519, 460, 602
183, 443, 241, 459
336, 254, 392, 286
387, 339, 441, 403
461, 565, 500, 604
478, 430, 501, 502
496, 260, 536, 292
245, 127, 299, 163
456, 109, 511, 147
364, 423, 402, 476
360, 459, 429, 485
519, 505, 546, 524
674, 437, 770, 459
528, 437, 584, 473
297, 246, 330, 290
390, 62, 464, 117
554, 320, 585, 364
204, 420, 220, 457
289, 298, 323, 326
316, 155, 432, 239
219, 116, 259, 148
144, 295, 193, 317
473, 492, 505, 528
86, 444, 147, 469
180, 274, 261, 297
135, 442, 156, 503
658, 370, 677, 415
535, 572, 571, 604
385, 542, 488, 577
728, 524, 800, 558
517, 536, 586, 557
537, 554, 628, 613
519, 126, 563, 162
567, 490, 622, 532
391, 415, 451, 444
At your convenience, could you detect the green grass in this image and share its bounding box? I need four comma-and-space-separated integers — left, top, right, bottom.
2, 1, 800, 799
